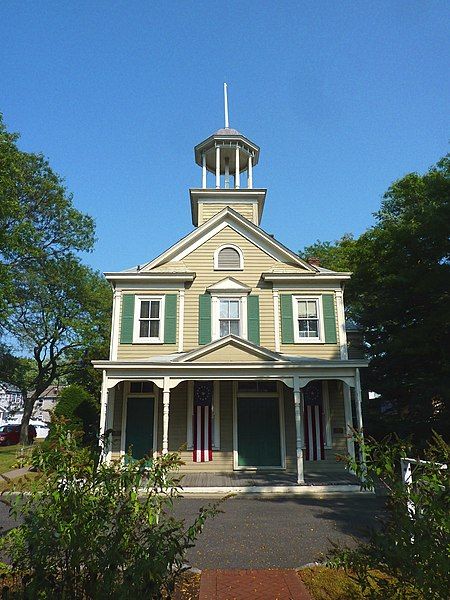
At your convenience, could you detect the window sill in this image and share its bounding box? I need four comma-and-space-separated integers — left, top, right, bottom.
292, 340, 326, 344
131, 340, 164, 345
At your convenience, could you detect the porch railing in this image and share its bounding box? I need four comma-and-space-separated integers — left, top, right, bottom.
400, 457, 447, 517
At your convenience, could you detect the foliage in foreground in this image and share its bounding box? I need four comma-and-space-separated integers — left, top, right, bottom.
0, 421, 219, 599
330, 433, 449, 599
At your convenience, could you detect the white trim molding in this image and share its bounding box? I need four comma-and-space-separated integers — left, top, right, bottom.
110, 289, 122, 360
273, 291, 281, 352
211, 294, 248, 341
214, 244, 244, 270
132, 295, 165, 344
336, 288, 348, 359
178, 288, 185, 352
120, 382, 158, 459
292, 295, 325, 344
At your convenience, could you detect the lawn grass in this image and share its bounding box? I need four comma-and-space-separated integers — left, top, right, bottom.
298, 566, 423, 599
299, 566, 362, 599
0, 445, 26, 474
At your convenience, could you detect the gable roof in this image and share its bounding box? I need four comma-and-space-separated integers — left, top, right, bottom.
140, 207, 316, 273
173, 335, 286, 363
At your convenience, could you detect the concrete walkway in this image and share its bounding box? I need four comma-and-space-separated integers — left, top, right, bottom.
1, 467, 30, 479
199, 569, 312, 600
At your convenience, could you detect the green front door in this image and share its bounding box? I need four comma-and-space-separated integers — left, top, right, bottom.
237, 397, 282, 467
125, 397, 154, 460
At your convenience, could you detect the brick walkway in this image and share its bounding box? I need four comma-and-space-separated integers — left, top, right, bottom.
199, 569, 312, 600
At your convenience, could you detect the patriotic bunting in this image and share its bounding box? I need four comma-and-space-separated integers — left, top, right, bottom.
304, 381, 325, 461
193, 381, 213, 462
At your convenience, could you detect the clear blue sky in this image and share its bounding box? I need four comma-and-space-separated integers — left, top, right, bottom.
1, 1, 449, 273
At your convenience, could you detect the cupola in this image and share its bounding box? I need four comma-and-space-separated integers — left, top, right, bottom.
190, 84, 267, 227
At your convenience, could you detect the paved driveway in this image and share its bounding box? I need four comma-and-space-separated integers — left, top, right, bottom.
173, 493, 385, 569
0, 493, 384, 569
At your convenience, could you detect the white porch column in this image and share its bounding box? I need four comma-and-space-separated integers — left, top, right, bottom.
215, 146, 221, 188
99, 370, 108, 456
247, 155, 253, 189
235, 145, 240, 189
355, 369, 364, 431
105, 386, 115, 461
343, 383, 356, 463
202, 152, 207, 188
354, 368, 367, 478
293, 376, 305, 484
162, 377, 171, 454
224, 156, 230, 189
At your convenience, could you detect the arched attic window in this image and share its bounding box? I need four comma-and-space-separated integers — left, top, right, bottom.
214, 245, 244, 270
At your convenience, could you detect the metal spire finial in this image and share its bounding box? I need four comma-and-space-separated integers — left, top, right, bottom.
223, 83, 229, 128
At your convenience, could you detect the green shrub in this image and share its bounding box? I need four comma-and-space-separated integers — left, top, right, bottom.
330, 432, 449, 599
0, 420, 219, 599
53, 384, 99, 446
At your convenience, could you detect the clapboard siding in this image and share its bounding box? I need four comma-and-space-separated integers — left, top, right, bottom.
178, 380, 234, 472
117, 290, 178, 359
284, 381, 347, 473
182, 226, 299, 351
279, 290, 341, 359
115, 227, 341, 359
199, 202, 255, 224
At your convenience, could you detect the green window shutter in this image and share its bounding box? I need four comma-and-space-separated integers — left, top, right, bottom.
164, 294, 177, 344
322, 294, 337, 343
247, 295, 260, 345
280, 294, 294, 344
120, 294, 135, 344
198, 294, 212, 345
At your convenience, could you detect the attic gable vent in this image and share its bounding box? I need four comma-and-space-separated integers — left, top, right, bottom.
214, 245, 243, 270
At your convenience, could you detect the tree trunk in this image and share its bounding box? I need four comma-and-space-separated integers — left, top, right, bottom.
20, 393, 37, 445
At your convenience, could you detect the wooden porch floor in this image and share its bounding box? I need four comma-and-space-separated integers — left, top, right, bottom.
179, 470, 359, 487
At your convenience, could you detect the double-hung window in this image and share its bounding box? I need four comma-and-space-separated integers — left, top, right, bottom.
133, 296, 164, 343
293, 296, 323, 343
219, 298, 241, 337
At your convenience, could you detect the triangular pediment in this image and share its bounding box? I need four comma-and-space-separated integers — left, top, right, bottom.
140, 207, 315, 273
173, 335, 287, 364
206, 277, 251, 293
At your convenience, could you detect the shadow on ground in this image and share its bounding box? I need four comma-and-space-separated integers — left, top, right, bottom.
173, 494, 385, 569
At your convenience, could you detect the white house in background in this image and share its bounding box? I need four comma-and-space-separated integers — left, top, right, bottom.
0, 382, 23, 424
29, 385, 63, 423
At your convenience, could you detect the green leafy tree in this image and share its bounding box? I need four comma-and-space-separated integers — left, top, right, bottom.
300, 155, 450, 444
53, 384, 99, 446
299, 233, 356, 274
0, 113, 95, 323
0, 115, 111, 443
0, 421, 219, 599
4, 258, 111, 444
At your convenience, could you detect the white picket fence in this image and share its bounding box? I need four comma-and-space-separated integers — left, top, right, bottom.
400, 457, 447, 517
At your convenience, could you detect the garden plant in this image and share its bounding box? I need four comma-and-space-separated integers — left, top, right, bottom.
329, 432, 450, 599
0, 419, 218, 599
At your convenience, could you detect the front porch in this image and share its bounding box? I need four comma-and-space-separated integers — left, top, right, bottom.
180, 469, 360, 494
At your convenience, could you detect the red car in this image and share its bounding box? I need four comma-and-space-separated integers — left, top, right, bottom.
0, 424, 37, 446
